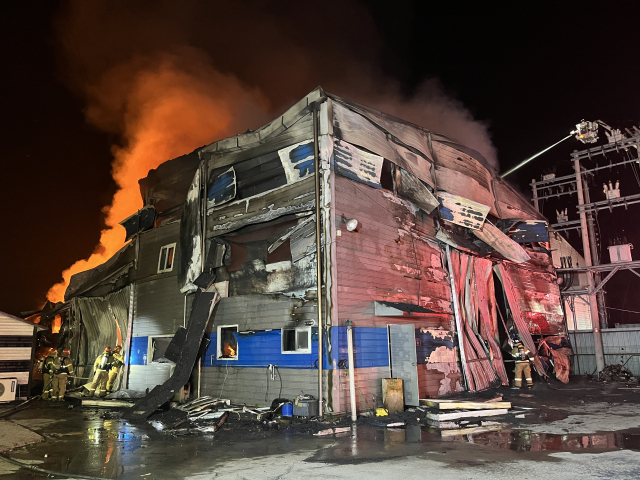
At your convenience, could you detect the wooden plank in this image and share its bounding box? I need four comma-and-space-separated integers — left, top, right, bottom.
382, 378, 404, 414
439, 424, 506, 435
426, 408, 509, 421
420, 400, 511, 410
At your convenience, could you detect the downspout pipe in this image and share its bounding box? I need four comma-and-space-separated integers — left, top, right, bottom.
346, 319, 357, 422
312, 102, 324, 417
197, 156, 208, 398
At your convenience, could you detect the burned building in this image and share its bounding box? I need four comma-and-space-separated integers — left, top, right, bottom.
60, 87, 568, 414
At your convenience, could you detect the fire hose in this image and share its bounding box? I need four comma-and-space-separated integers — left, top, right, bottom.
0, 454, 102, 480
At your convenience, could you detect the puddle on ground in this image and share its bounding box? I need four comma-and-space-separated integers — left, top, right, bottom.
307, 425, 640, 464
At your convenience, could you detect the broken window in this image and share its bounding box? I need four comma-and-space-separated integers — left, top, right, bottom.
281, 326, 311, 354
149, 335, 174, 363
158, 243, 176, 273
217, 325, 238, 360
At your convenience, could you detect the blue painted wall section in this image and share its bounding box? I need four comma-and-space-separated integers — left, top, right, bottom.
129, 336, 148, 365
288, 142, 315, 178
202, 327, 390, 369
415, 330, 457, 364
333, 326, 389, 368
208, 168, 236, 206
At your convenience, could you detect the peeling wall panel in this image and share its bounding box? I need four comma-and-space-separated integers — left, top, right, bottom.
206, 176, 316, 237
332, 102, 435, 188
333, 139, 384, 188
510, 221, 549, 243
417, 362, 464, 398
432, 142, 498, 217
438, 192, 490, 230
397, 168, 439, 214
500, 258, 566, 336
328, 94, 434, 162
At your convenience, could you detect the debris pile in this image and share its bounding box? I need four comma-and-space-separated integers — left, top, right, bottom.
420, 396, 519, 435
597, 364, 636, 383
146, 395, 343, 438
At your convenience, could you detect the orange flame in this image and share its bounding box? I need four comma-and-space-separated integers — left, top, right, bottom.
47, 52, 269, 303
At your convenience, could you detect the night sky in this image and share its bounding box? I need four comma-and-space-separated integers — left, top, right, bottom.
2, 1, 640, 324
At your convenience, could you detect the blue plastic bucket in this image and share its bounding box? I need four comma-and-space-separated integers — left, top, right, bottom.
282, 403, 293, 417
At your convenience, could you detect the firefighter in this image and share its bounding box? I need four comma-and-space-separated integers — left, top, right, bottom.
512, 342, 533, 388
42, 348, 58, 400
106, 345, 123, 393
86, 347, 112, 397
52, 348, 74, 401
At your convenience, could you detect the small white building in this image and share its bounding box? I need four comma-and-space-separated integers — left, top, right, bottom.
0, 311, 45, 400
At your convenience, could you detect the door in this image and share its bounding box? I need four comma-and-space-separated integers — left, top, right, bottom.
388, 324, 419, 406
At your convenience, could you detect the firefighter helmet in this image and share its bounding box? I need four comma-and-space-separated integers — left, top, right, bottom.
114, 345, 122, 352
49, 347, 58, 356
104, 346, 112, 353
62, 348, 71, 356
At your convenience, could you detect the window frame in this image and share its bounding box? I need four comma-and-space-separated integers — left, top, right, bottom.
146, 334, 174, 365
157, 242, 177, 273
216, 325, 239, 361
281, 326, 312, 354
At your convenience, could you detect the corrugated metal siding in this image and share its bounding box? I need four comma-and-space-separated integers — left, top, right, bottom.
137, 221, 181, 279
133, 276, 184, 337
502, 255, 565, 335
565, 297, 592, 330
200, 366, 317, 407
0, 348, 31, 360
0, 320, 34, 336
569, 329, 640, 375
73, 287, 130, 390
128, 364, 173, 393
335, 176, 454, 326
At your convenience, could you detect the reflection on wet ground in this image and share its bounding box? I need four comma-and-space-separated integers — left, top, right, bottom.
307, 425, 640, 464
2, 403, 640, 479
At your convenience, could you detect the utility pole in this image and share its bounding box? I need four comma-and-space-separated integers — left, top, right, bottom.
573, 151, 605, 373
581, 175, 608, 329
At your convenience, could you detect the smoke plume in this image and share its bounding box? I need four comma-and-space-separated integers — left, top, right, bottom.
48, 0, 497, 301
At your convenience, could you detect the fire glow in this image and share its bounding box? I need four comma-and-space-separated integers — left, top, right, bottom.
46, 53, 269, 303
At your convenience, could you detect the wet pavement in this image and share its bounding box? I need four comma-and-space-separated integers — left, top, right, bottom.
1, 379, 640, 479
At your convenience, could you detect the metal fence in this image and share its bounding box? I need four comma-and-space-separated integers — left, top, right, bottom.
568, 328, 640, 375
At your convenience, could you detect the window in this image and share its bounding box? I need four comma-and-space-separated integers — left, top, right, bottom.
158, 243, 176, 273
217, 326, 238, 360
147, 335, 174, 364
282, 327, 311, 354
